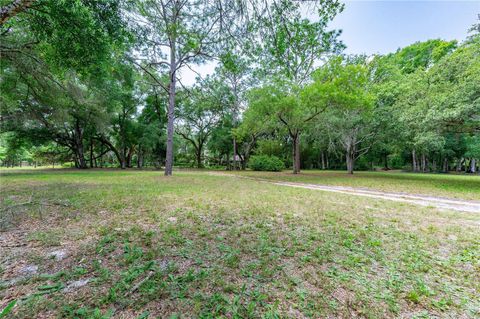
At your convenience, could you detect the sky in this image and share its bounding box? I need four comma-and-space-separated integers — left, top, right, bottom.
329, 0, 479, 55
180, 0, 480, 85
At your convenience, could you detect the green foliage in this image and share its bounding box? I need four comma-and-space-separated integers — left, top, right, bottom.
0, 300, 17, 318
392, 39, 457, 74
249, 155, 284, 171
256, 0, 344, 83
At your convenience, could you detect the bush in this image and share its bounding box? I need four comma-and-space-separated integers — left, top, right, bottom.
248, 155, 284, 171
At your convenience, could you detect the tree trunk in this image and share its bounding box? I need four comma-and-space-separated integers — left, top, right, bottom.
346, 151, 354, 174
89, 139, 94, 168
73, 153, 79, 168
126, 147, 133, 168
456, 158, 462, 172
99, 144, 104, 168
165, 40, 176, 176
470, 158, 477, 173
196, 146, 203, 168
0, 0, 34, 26
443, 157, 448, 173
321, 151, 326, 170
232, 138, 237, 170
384, 153, 389, 170
412, 149, 418, 172
74, 123, 87, 169
420, 153, 426, 172
432, 158, 437, 172
137, 146, 143, 168
292, 133, 300, 174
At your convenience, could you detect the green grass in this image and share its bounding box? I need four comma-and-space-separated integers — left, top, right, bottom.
231, 169, 480, 200
1, 169, 479, 318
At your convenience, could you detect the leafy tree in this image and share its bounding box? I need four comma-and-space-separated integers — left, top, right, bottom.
245, 0, 343, 173
312, 57, 375, 174
176, 78, 232, 168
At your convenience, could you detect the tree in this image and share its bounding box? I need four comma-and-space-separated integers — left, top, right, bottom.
247, 0, 344, 173
131, 0, 246, 175
176, 78, 231, 168
0, 0, 35, 26
312, 57, 375, 174
1, 0, 129, 168
217, 52, 251, 170
369, 39, 458, 172
207, 115, 234, 168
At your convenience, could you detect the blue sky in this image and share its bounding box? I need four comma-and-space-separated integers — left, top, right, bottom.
182, 1, 480, 85
329, 0, 480, 54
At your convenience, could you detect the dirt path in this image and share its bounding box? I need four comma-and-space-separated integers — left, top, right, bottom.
272, 181, 480, 213
210, 173, 480, 213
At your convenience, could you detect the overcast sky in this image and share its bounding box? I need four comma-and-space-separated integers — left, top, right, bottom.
179, 0, 480, 85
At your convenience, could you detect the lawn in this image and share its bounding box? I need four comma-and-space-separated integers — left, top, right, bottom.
231, 170, 480, 200
1, 169, 479, 318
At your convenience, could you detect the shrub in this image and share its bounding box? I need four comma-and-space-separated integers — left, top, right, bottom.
248, 155, 284, 171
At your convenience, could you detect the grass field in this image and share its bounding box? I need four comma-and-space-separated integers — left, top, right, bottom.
1, 169, 479, 318
230, 170, 480, 200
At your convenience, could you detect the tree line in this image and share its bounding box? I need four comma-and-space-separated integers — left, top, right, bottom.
1, 0, 479, 174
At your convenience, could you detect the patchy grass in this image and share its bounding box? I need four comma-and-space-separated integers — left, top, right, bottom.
231, 169, 480, 200
1, 169, 479, 318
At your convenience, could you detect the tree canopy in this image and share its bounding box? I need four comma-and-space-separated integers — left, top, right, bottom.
1, 0, 478, 174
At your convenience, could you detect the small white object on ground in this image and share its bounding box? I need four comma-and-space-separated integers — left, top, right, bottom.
20, 265, 38, 275
48, 249, 67, 261
64, 278, 90, 292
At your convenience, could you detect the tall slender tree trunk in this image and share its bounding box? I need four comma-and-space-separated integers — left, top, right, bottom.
470, 158, 477, 173
456, 158, 462, 172
137, 146, 143, 169
89, 139, 94, 168
165, 41, 176, 176
412, 149, 418, 172
74, 122, 87, 169
321, 151, 326, 170
420, 153, 426, 173
443, 157, 448, 173
232, 138, 237, 170
99, 144, 104, 168
292, 133, 300, 174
